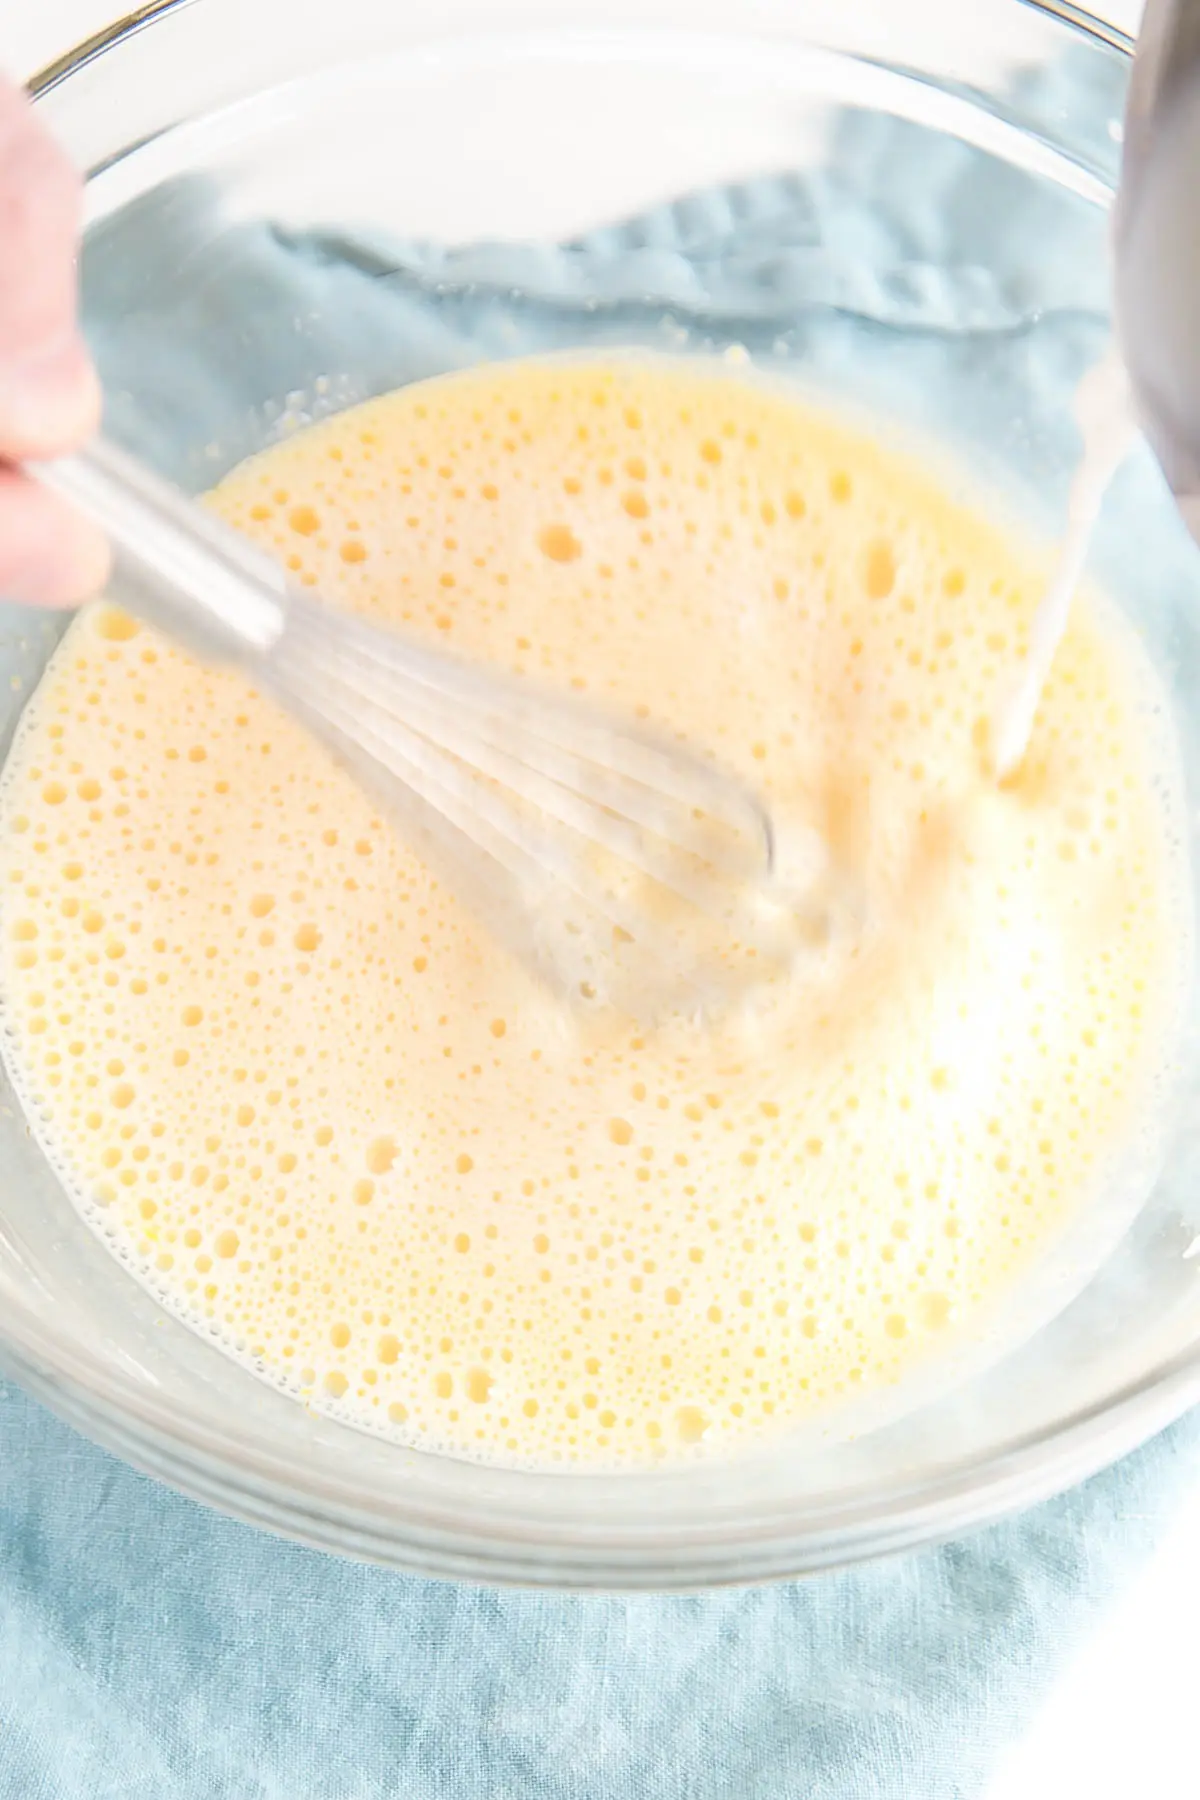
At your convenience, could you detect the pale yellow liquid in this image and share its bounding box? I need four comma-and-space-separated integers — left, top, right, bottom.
0, 358, 1186, 1466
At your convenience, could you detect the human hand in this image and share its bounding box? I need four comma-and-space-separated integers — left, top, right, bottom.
0, 71, 108, 606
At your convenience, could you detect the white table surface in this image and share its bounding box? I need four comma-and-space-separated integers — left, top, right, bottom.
7, 3, 1193, 1796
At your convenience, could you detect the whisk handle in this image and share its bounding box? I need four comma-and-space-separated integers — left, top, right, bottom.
32, 438, 288, 666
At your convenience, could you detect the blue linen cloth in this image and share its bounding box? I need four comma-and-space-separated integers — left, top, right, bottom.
4, 42, 1200, 1800
2, 1389, 1199, 1800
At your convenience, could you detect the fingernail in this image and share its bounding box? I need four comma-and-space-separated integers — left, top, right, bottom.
0, 333, 101, 456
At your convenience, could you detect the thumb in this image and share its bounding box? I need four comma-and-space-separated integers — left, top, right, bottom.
0, 72, 100, 459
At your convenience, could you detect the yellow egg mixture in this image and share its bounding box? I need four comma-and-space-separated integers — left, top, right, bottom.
0, 358, 1186, 1466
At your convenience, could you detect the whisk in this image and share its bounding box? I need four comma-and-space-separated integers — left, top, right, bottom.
33, 437, 803, 1019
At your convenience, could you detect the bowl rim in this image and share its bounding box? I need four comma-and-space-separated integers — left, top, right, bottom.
11, 0, 1199, 1589
25, 0, 1136, 101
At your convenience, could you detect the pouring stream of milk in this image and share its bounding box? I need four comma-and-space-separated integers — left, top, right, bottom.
992, 349, 1138, 780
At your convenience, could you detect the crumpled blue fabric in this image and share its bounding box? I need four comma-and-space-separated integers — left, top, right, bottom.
2, 1387, 1199, 1800
4, 42, 1200, 1800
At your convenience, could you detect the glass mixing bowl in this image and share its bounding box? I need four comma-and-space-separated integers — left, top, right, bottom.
6, 0, 1200, 1588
